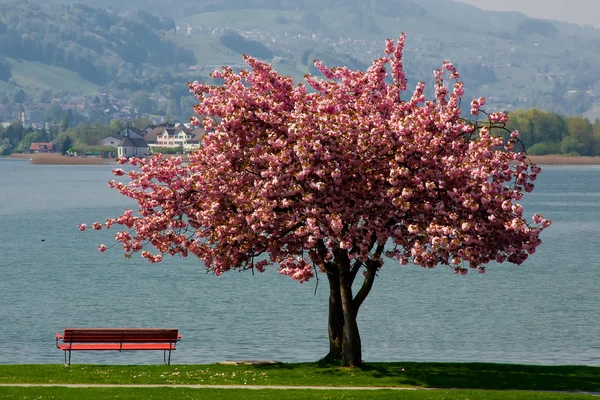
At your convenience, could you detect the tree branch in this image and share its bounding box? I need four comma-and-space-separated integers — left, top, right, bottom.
353, 244, 385, 310
349, 260, 363, 283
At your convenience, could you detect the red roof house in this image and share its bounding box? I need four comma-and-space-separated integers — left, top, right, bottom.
29, 142, 55, 153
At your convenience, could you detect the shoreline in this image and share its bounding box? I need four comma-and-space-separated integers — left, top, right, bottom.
4, 153, 115, 165
526, 155, 600, 165
4, 153, 600, 166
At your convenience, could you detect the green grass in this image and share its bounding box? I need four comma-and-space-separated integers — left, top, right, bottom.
0, 362, 598, 392
0, 387, 597, 399
6, 58, 99, 96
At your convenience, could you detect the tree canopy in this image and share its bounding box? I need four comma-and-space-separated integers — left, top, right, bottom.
87, 35, 551, 367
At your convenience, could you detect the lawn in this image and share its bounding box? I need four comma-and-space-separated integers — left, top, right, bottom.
0, 362, 598, 392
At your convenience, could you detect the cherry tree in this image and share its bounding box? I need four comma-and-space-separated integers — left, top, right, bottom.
85, 35, 551, 367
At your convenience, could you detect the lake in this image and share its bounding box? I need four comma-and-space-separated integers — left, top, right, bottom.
0, 158, 598, 366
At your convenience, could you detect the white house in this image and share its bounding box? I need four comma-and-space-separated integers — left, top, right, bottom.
145, 127, 205, 153
117, 127, 149, 158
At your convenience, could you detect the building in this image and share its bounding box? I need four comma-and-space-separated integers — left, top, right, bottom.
184, 128, 206, 152
141, 123, 176, 136
144, 126, 206, 153
29, 142, 55, 153
99, 126, 144, 149
117, 129, 149, 158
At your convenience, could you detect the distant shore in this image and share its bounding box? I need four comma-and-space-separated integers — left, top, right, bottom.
4, 153, 600, 166
526, 155, 600, 165
6, 153, 115, 165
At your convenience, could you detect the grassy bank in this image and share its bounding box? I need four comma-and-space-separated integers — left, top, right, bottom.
0, 362, 598, 392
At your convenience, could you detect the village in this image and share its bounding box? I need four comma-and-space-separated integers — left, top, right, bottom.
28, 122, 206, 159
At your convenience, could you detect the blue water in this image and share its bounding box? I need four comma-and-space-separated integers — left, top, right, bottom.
0, 158, 599, 366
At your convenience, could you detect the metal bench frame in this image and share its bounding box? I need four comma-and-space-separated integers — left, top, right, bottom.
56, 328, 182, 366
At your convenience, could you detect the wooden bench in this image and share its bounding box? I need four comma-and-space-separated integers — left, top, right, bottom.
56, 328, 181, 366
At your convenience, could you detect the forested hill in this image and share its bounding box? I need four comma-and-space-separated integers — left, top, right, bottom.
2, 0, 600, 116
0, 2, 196, 90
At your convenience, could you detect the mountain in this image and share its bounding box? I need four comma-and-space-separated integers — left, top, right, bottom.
1, 0, 600, 115
0, 2, 197, 96
168, 0, 600, 114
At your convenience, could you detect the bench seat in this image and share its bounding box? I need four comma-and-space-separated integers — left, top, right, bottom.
56, 328, 181, 366
57, 343, 177, 351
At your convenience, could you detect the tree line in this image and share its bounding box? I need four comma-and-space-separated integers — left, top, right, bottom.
3, 107, 600, 157
0, 117, 153, 156
506, 108, 600, 156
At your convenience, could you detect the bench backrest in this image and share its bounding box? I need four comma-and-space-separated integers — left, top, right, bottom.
62, 328, 179, 343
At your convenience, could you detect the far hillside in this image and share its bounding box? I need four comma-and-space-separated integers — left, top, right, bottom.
170, 0, 600, 115
1, 0, 600, 118
0, 2, 197, 97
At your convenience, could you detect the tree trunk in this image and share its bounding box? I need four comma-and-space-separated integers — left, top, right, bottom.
339, 264, 362, 367
321, 247, 380, 367
322, 268, 343, 363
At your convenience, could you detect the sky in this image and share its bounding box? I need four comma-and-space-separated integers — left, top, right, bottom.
457, 0, 600, 27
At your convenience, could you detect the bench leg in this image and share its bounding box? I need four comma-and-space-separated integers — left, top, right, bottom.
168, 349, 172, 365
64, 350, 72, 367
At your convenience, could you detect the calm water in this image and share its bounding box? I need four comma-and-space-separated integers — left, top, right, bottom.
0, 158, 599, 366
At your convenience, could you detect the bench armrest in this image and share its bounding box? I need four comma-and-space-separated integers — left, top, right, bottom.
56, 333, 63, 349
177, 334, 182, 340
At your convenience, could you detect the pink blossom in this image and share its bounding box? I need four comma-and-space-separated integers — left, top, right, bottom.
488, 112, 509, 124
98, 244, 107, 252
511, 204, 523, 216
86, 36, 549, 289
407, 225, 419, 234
471, 99, 481, 116
384, 39, 394, 55
203, 117, 214, 131
190, 116, 201, 127
78, 224, 86, 231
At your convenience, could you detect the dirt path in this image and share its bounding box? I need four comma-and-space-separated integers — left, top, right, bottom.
0, 384, 598, 395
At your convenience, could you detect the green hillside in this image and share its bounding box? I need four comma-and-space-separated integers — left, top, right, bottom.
173, 1, 600, 115
0, 2, 197, 95
0, 0, 599, 116
6, 59, 99, 95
